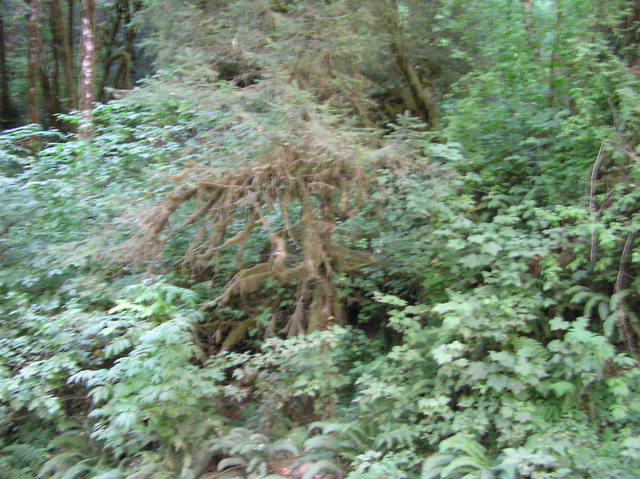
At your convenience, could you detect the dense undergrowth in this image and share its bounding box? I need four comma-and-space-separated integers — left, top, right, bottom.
2, 1, 640, 478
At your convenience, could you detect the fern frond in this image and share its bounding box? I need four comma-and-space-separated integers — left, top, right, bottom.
303, 436, 340, 452
344, 428, 370, 451
439, 436, 487, 463
292, 451, 336, 467
2, 443, 45, 466
217, 457, 247, 471
373, 425, 420, 450
90, 470, 123, 479
421, 453, 455, 479
124, 462, 158, 479
441, 456, 491, 476
39, 451, 85, 476
307, 421, 351, 436
58, 459, 93, 479
512, 337, 548, 361
301, 460, 344, 479
268, 441, 299, 456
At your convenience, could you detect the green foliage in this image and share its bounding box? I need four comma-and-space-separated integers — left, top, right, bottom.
444, 0, 640, 204
3, 1, 640, 479
422, 435, 493, 479
211, 427, 300, 478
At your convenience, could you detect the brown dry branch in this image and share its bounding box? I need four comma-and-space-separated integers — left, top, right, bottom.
127, 136, 381, 347
117, 73, 431, 349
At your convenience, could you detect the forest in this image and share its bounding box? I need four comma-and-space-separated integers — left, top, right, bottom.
1, 0, 640, 478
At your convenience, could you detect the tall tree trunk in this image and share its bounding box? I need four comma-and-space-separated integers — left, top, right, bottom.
78, 0, 96, 136
27, 0, 40, 124
382, 0, 438, 129
390, 41, 438, 129
39, 65, 60, 126
48, 3, 62, 118
0, 10, 15, 127
51, 0, 76, 110
67, 0, 74, 56
97, 2, 123, 102
50, 28, 61, 108
123, 0, 138, 89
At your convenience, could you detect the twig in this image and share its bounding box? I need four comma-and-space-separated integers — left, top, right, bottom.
590, 142, 607, 262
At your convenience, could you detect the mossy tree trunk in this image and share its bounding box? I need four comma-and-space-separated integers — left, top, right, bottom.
380, 0, 438, 129
122, 0, 138, 89
27, 0, 40, 124
67, 0, 74, 57
0, 9, 16, 127
51, 0, 76, 110
97, 2, 123, 102
97, 0, 138, 101
39, 65, 61, 126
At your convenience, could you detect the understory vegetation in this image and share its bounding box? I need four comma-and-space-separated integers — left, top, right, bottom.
2, 1, 640, 478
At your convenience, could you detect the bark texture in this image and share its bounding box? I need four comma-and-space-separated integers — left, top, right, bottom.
51, 0, 76, 110
78, 0, 96, 136
27, 0, 40, 123
0, 11, 14, 127
39, 65, 60, 124
381, 0, 438, 129
97, 3, 123, 102
67, 0, 74, 56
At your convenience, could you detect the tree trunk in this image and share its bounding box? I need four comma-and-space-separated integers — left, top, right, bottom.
39, 65, 60, 126
78, 0, 96, 136
97, 2, 123, 102
390, 41, 439, 129
27, 0, 40, 124
123, 0, 138, 89
381, 0, 438, 129
51, 0, 76, 110
0, 10, 15, 128
50, 26, 61, 109
47, 3, 62, 119
67, 0, 74, 56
